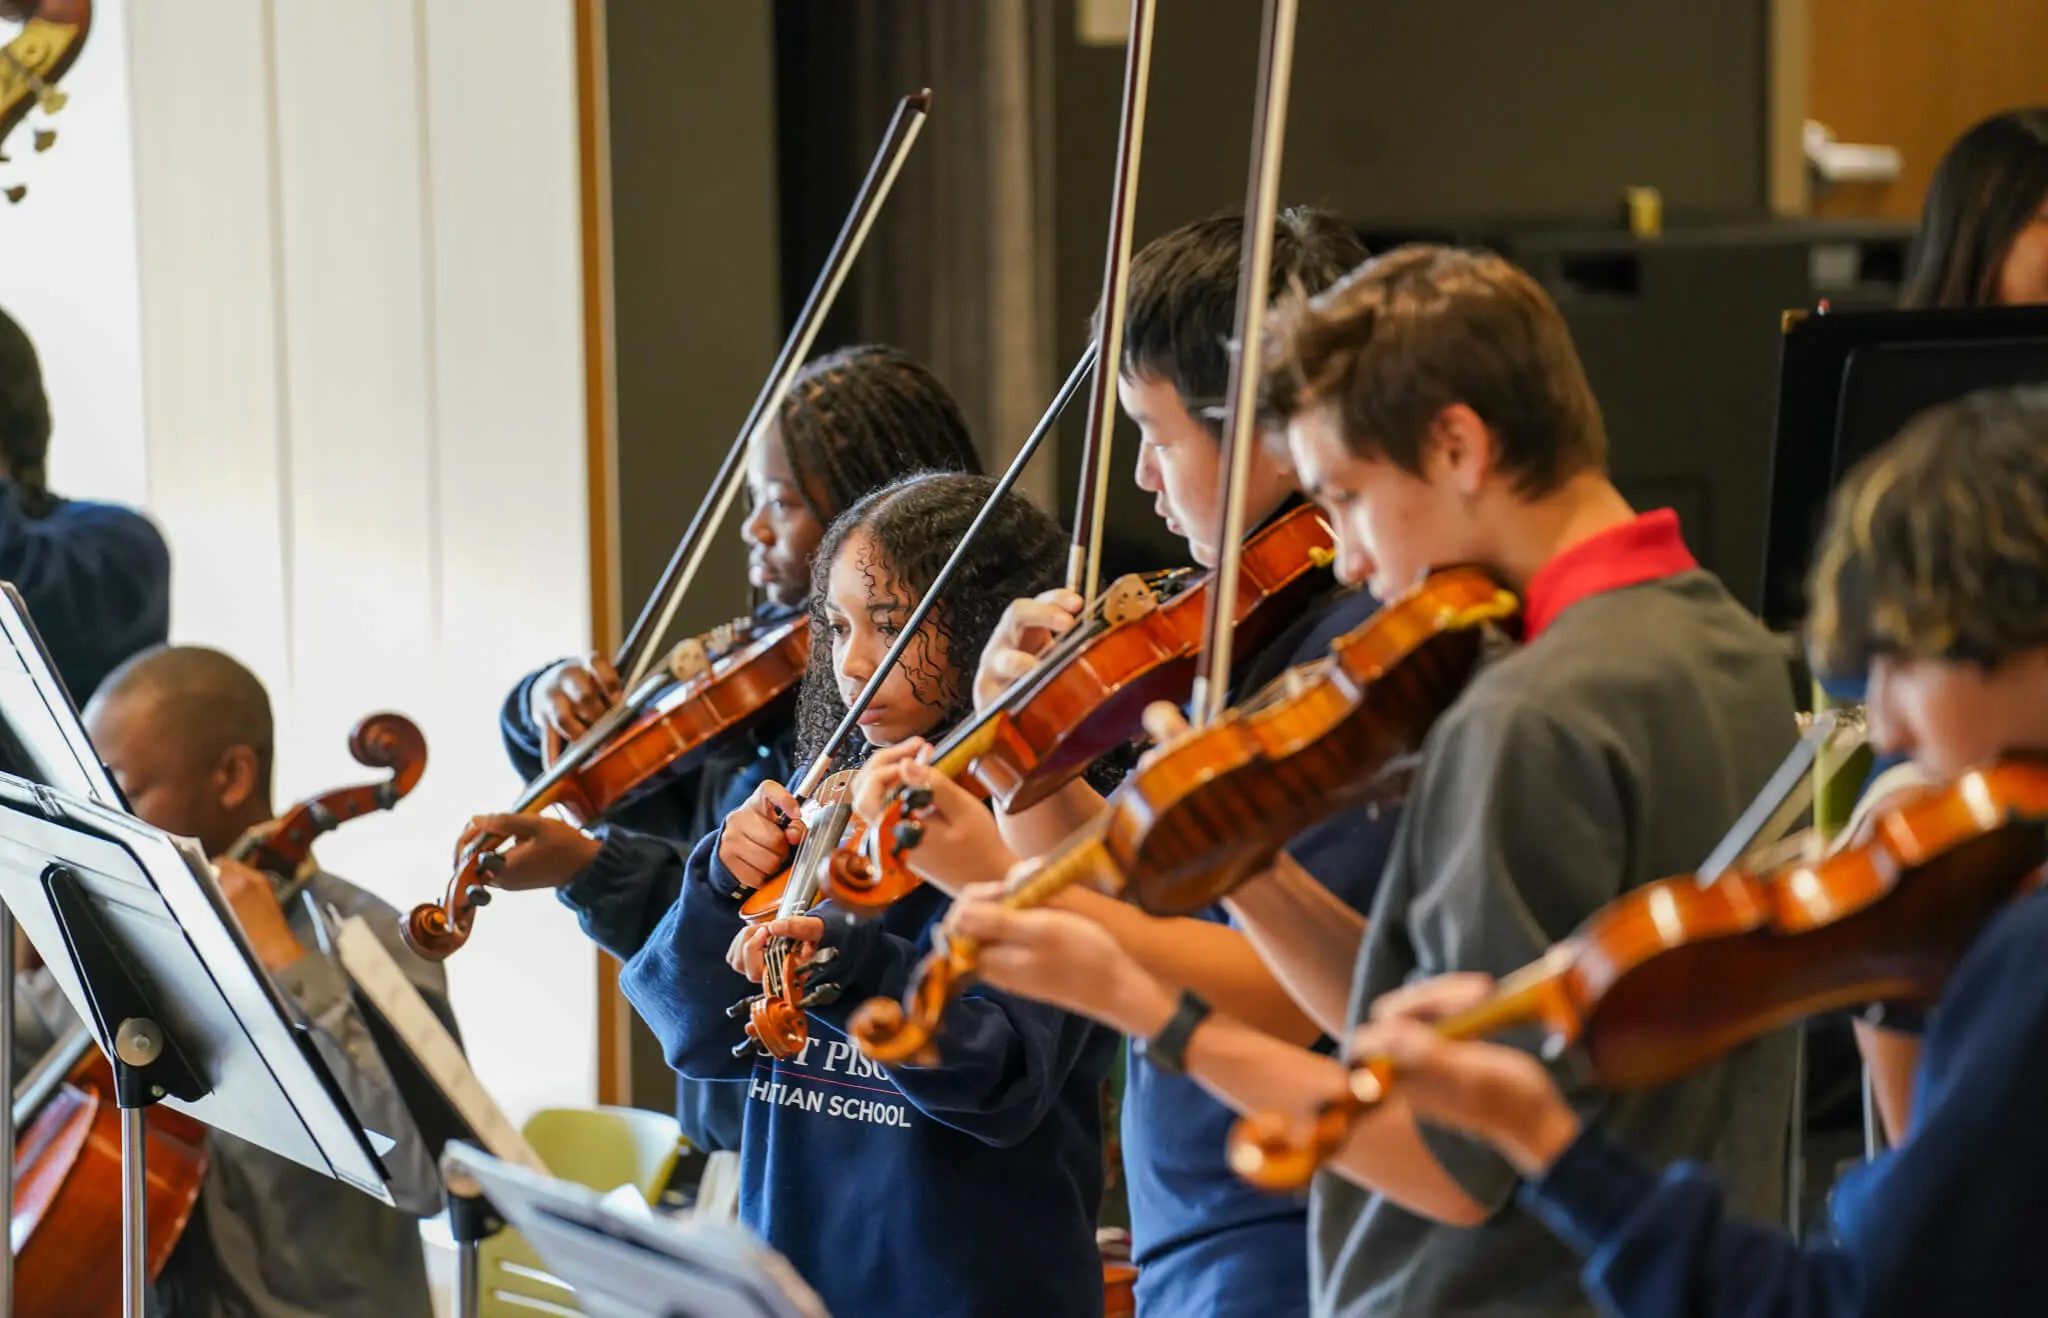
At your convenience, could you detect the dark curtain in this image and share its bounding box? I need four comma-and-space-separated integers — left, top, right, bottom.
773, 0, 1060, 509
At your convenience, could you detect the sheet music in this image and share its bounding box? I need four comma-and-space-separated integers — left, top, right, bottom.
444, 1143, 830, 1318
332, 917, 546, 1175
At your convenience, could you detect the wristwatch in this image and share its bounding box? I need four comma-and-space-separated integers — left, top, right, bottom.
1135, 989, 1212, 1076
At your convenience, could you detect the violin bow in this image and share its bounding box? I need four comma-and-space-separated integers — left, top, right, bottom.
742, 350, 1095, 1055
1189, 0, 1301, 725
785, 344, 1097, 804
1066, 0, 1158, 617
614, 89, 934, 695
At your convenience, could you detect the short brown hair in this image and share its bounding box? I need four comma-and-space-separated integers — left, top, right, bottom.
1260, 245, 1606, 495
1806, 386, 2048, 678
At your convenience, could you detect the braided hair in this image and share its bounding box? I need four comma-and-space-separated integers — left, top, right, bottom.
0, 306, 57, 519
793, 471, 1065, 769
777, 345, 984, 523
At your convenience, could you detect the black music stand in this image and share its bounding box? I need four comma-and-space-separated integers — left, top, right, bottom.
1760, 303, 2048, 629
441, 1143, 829, 1318
0, 581, 407, 1318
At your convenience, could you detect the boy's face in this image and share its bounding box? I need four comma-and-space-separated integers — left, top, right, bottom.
1121, 373, 1226, 565
1866, 650, 2048, 779
1286, 402, 1480, 598
1118, 372, 1300, 567
85, 691, 256, 859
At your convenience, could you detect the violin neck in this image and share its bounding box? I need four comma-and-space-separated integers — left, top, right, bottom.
1002, 828, 1112, 910
1435, 949, 1574, 1044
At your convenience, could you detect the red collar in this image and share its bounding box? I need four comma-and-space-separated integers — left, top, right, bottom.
1520, 509, 1698, 641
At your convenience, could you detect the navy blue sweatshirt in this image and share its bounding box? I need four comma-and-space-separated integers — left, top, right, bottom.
618, 825, 1118, 1318
1518, 884, 2048, 1318
0, 483, 170, 703
498, 604, 800, 1153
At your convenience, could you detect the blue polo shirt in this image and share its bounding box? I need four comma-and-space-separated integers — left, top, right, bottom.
1124, 584, 1397, 1317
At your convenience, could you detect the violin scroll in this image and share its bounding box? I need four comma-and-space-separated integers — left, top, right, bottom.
822, 791, 930, 920
403, 850, 493, 962
742, 994, 808, 1060
1224, 1065, 1389, 1193
848, 936, 975, 1067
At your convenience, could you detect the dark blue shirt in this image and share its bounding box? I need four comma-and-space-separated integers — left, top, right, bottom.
0, 483, 170, 704
497, 603, 803, 1154
619, 825, 1118, 1318
1125, 585, 1397, 1318
1520, 883, 2048, 1318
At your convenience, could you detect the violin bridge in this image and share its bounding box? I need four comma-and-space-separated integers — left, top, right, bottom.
1101, 574, 1159, 626
666, 636, 712, 684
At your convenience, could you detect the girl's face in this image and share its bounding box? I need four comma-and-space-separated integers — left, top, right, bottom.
1996, 195, 2048, 306
822, 528, 954, 747
742, 423, 828, 609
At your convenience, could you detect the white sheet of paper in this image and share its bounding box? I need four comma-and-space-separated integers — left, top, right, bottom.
332, 916, 547, 1175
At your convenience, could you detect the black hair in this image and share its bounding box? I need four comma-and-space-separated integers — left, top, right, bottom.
793, 471, 1066, 769
777, 345, 984, 523
1110, 206, 1369, 424
1807, 386, 2048, 679
0, 305, 57, 518
1900, 108, 2048, 309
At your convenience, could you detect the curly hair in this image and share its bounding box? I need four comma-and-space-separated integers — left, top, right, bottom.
1806, 386, 2048, 679
776, 345, 983, 523
793, 472, 1066, 769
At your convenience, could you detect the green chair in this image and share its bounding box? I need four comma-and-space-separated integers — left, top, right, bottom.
472, 1106, 685, 1317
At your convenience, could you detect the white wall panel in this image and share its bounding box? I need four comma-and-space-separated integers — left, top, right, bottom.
121, 0, 596, 1124
407, 0, 596, 1116
125, 0, 293, 696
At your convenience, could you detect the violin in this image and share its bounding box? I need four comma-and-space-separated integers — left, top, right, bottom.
9, 710, 428, 1315
1226, 755, 2048, 1192
849, 568, 1521, 1064
824, 504, 1338, 919
730, 769, 860, 1061
405, 613, 807, 960
0, 0, 89, 204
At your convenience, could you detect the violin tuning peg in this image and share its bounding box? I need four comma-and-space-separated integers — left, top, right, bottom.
730, 1036, 760, 1059
466, 886, 494, 909
36, 88, 67, 114
904, 786, 934, 813
725, 996, 754, 1019
32, 128, 55, 153
4, 184, 24, 204
892, 819, 924, 851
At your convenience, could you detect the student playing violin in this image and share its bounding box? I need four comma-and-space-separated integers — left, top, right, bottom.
464, 346, 981, 1160
940, 246, 1802, 1317
615, 472, 1118, 1318
849, 207, 1390, 1318
1350, 385, 2048, 1318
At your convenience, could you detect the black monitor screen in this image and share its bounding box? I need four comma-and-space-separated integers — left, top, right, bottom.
1760, 306, 2048, 630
